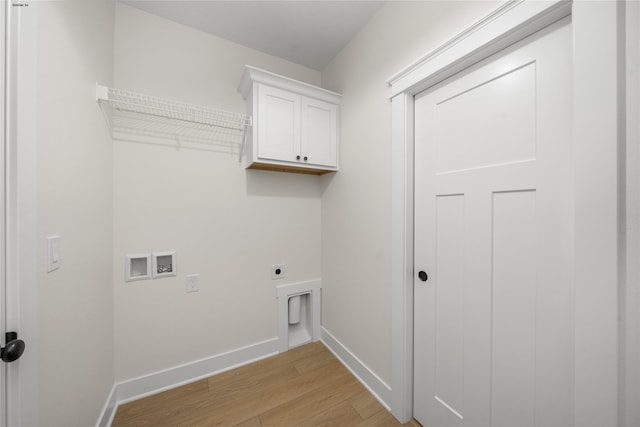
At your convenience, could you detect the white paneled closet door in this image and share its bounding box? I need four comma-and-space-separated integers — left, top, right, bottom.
413, 18, 573, 427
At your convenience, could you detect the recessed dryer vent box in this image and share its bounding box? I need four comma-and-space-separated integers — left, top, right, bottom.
126, 253, 151, 282
152, 251, 176, 278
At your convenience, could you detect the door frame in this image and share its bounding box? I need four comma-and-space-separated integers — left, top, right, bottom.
388, 0, 624, 424
3, 2, 39, 426
1, 0, 8, 421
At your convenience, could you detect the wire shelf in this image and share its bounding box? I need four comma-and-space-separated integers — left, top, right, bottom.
96, 84, 252, 151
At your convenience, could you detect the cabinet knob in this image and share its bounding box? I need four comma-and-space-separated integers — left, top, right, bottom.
296, 155, 301, 160
304, 156, 308, 161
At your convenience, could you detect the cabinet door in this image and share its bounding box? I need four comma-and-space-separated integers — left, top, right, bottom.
257, 85, 301, 162
301, 97, 338, 168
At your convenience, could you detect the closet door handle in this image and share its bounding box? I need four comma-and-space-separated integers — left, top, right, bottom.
1, 332, 25, 363
418, 271, 428, 282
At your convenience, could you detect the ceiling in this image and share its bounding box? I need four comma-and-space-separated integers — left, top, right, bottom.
121, 1, 385, 71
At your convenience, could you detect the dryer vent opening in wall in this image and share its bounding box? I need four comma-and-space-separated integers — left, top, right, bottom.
289, 294, 302, 325
277, 280, 321, 352
287, 293, 310, 347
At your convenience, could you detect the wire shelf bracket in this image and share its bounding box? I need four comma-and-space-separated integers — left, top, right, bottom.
96, 84, 252, 158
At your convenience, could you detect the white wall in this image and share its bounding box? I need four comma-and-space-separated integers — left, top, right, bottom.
112, 3, 323, 382
320, 0, 499, 386
36, 1, 115, 426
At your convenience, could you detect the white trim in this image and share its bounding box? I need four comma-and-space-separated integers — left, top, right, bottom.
1, 1, 8, 423
389, 0, 622, 424
320, 327, 391, 410
623, 2, 640, 426
95, 338, 278, 426
96, 385, 117, 427
390, 92, 414, 423
238, 65, 341, 104
113, 338, 278, 405
5, 2, 39, 426
98, 332, 392, 427
386, 0, 572, 98
572, 2, 621, 425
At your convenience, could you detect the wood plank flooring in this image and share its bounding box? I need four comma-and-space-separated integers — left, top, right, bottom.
112, 342, 419, 426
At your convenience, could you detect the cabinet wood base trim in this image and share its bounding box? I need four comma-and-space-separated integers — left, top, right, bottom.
248, 163, 336, 175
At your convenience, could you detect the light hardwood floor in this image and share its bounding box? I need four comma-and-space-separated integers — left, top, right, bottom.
112, 342, 419, 426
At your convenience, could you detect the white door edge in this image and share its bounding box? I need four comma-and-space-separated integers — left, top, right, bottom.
389, 0, 623, 425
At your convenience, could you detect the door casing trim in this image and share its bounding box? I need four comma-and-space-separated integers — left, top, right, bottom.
5, 3, 39, 426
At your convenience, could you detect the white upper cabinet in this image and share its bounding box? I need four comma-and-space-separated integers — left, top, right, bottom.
238, 66, 340, 175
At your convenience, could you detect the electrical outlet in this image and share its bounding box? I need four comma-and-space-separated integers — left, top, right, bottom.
186, 274, 199, 293
271, 264, 285, 280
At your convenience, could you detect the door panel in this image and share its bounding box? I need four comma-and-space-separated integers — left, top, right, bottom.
435, 63, 536, 174
491, 190, 537, 427
434, 194, 465, 420
414, 18, 572, 427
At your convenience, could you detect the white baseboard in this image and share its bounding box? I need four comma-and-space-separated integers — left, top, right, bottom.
96, 338, 279, 426
96, 332, 392, 426
96, 384, 117, 427
320, 327, 392, 410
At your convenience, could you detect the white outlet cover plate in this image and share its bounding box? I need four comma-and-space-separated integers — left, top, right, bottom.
272, 264, 286, 280
186, 274, 199, 293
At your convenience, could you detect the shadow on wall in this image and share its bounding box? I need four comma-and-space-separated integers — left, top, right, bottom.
109, 134, 244, 157
246, 169, 325, 199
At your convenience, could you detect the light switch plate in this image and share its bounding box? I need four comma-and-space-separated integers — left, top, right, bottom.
47, 235, 61, 272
